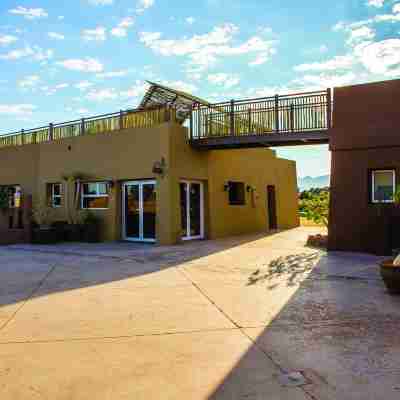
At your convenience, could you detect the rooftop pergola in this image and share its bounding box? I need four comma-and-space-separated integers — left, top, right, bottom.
139, 81, 211, 124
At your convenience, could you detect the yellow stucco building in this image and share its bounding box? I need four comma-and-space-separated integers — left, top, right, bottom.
0, 83, 299, 245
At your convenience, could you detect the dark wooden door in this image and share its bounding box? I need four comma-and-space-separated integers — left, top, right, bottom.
267, 185, 277, 230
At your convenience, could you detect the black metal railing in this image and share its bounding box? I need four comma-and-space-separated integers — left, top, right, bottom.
190, 89, 331, 140
0, 106, 176, 149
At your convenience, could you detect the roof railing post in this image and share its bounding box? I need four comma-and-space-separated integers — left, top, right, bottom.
49, 123, 53, 141
290, 103, 294, 132
230, 99, 235, 136
248, 108, 252, 134
21, 129, 24, 145
119, 110, 124, 130
198, 106, 202, 138
189, 105, 193, 141
274, 94, 279, 133
327, 88, 332, 129
81, 118, 85, 135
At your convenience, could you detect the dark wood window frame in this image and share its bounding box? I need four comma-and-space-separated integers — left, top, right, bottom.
228, 181, 246, 206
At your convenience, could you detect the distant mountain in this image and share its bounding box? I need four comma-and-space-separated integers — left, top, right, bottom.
298, 175, 330, 191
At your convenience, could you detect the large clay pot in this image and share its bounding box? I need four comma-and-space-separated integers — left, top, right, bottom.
380, 259, 400, 294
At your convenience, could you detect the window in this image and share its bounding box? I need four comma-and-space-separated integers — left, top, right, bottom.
371, 170, 395, 203
228, 181, 246, 205
81, 182, 109, 209
50, 183, 62, 208
0, 185, 21, 208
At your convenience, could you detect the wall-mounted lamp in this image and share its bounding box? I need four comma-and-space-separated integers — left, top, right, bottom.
223, 182, 231, 192
246, 184, 257, 193
152, 157, 167, 178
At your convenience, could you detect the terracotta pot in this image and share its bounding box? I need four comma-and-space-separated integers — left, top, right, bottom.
380, 259, 400, 295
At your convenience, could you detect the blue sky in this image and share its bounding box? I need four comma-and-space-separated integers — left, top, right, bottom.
0, 0, 399, 177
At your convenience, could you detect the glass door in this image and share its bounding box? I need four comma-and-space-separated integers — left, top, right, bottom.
123, 181, 156, 242
180, 181, 204, 240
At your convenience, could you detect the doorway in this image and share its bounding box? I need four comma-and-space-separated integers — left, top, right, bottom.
267, 185, 278, 230
180, 181, 204, 240
122, 181, 156, 242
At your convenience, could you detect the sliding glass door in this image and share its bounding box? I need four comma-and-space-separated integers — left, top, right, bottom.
123, 181, 156, 242
180, 181, 204, 240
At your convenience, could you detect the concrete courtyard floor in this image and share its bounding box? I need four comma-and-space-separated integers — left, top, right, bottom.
0, 227, 399, 399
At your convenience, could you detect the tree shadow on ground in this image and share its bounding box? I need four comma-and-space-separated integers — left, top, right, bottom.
247, 252, 322, 289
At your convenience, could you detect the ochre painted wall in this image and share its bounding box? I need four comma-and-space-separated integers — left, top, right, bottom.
0, 121, 299, 244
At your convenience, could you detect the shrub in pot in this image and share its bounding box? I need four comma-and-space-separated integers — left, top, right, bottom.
64, 223, 83, 242
379, 185, 400, 294
380, 257, 400, 295
81, 212, 101, 243
31, 197, 57, 244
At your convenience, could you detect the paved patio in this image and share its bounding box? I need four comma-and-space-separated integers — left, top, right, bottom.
0, 227, 399, 399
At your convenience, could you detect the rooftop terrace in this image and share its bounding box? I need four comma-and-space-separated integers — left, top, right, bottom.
0, 82, 331, 150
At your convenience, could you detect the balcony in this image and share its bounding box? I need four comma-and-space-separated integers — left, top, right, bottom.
189, 90, 331, 149
0, 106, 176, 149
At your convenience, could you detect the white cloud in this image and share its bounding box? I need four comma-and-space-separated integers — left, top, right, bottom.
0, 46, 53, 62
86, 88, 118, 101
9, 6, 48, 20
88, 0, 113, 5
120, 81, 149, 98
0, 103, 36, 116
74, 81, 93, 90
294, 55, 355, 72
111, 17, 134, 37
96, 70, 129, 78
346, 26, 375, 45
186, 17, 196, 25
354, 38, 400, 75
41, 83, 69, 96
18, 75, 40, 88
57, 58, 104, 73
139, 24, 277, 74
136, 0, 155, 13
159, 80, 197, 93
48, 32, 65, 40
367, 0, 384, 7
292, 72, 357, 89
249, 71, 357, 98
76, 108, 89, 114
82, 26, 107, 41
0, 34, 18, 46
207, 73, 240, 88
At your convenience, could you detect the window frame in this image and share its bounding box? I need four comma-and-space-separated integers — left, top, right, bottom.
0, 185, 21, 208
50, 183, 63, 208
371, 169, 396, 204
228, 181, 246, 206
81, 181, 110, 210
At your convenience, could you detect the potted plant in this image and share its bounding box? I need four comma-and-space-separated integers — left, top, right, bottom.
81, 211, 101, 243
0, 187, 9, 214
62, 172, 87, 241
31, 196, 56, 244
379, 185, 400, 294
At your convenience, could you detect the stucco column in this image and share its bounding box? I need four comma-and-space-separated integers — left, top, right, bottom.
156, 174, 181, 245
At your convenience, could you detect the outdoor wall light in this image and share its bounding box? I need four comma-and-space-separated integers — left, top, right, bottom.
223, 182, 230, 192
152, 157, 167, 178
246, 185, 255, 193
